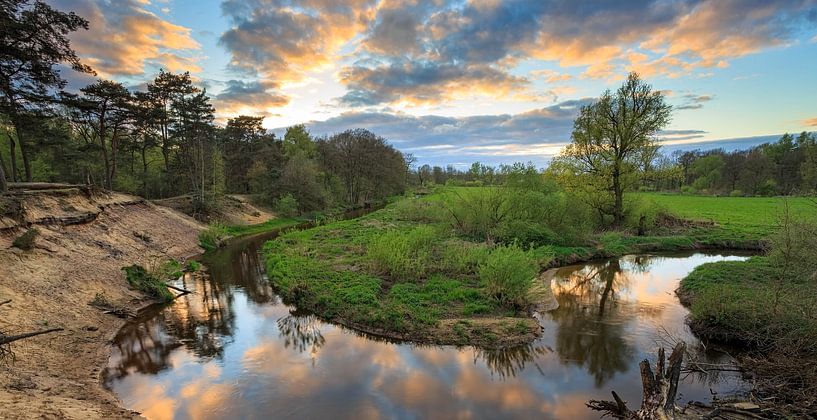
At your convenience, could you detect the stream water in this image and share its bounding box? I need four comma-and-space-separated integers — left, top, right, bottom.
104, 228, 751, 419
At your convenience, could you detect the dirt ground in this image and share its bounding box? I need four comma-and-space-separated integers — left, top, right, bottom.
0, 187, 203, 419
151, 194, 275, 225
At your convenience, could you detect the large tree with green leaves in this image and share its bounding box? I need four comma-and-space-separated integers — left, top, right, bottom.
555, 72, 671, 226
0, 0, 92, 185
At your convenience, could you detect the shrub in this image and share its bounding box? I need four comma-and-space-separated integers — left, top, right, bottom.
438, 240, 489, 275
185, 260, 201, 272
12, 228, 39, 250
275, 193, 299, 217
392, 199, 447, 223
122, 264, 174, 302
680, 185, 697, 195
367, 226, 437, 281
447, 187, 510, 240
198, 222, 230, 251
479, 244, 537, 308
729, 189, 744, 197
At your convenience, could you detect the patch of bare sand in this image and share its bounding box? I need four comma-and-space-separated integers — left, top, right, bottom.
0, 189, 203, 419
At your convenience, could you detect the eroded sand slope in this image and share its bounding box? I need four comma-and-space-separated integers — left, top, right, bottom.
0, 186, 203, 419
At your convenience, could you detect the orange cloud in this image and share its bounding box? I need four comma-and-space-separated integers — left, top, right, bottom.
805, 117, 817, 127
53, 0, 200, 76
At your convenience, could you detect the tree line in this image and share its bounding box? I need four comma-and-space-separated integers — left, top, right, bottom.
1, 1, 406, 217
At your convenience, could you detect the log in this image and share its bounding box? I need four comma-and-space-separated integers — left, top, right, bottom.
166, 284, 192, 295
587, 342, 687, 420
0, 328, 63, 345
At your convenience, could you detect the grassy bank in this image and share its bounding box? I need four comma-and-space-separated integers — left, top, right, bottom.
676, 198, 817, 415
261, 187, 789, 348
263, 192, 548, 348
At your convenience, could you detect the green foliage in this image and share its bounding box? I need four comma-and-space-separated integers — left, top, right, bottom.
274, 193, 299, 217
479, 244, 538, 308
681, 257, 817, 351
199, 222, 231, 251
12, 228, 39, 250
729, 189, 744, 197
185, 260, 201, 272
367, 226, 438, 280
121, 264, 174, 302
438, 240, 489, 276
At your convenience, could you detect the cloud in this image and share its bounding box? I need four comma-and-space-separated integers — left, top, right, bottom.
274, 99, 594, 166
212, 80, 290, 119
338, 61, 529, 106
219, 0, 376, 85
676, 93, 714, 110
805, 117, 817, 127
530, 69, 573, 83
51, 0, 200, 76
338, 0, 817, 105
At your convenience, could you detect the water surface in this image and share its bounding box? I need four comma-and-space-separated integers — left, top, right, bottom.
104, 235, 750, 420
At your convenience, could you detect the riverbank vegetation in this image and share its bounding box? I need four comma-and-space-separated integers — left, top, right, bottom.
679, 200, 817, 414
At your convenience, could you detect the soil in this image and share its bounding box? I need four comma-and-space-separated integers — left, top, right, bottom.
0, 186, 203, 419
151, 194, 275, 225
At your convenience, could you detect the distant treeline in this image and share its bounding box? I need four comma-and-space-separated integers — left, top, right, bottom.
409, 132, 817, 197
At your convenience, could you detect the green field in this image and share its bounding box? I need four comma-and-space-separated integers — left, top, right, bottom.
641, 193, 814, 238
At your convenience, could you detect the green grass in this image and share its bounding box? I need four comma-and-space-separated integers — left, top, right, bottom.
261, 187, 812, 347
639, 193, 814, 239
224, 216, 306, 237
679, 257, 817, 350
262, 189, 545, 346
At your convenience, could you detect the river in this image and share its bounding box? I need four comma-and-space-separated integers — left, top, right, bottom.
104, 229, 751, 419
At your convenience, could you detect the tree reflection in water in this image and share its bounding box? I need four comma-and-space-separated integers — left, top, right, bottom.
104, 272, 238, 383
475, 344, 552, 379
547, 258, 663, 387
277, 310, 326, 356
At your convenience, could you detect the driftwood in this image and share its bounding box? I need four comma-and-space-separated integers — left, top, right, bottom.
0, 328, 63, 346
166, 284, 192, 295
587, 342, 686, 419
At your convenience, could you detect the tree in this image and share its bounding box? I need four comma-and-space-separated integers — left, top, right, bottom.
556, 72, 671, 226
222, 115, 267, 193
0, 0, 93, 181
283, 124, 315, 159
65, 80, 132, 189
147, 70, 196, 172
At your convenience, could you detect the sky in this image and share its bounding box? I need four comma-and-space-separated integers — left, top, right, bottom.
49, 0, 817, 167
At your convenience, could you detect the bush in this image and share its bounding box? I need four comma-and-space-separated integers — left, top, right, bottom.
12, 228, 39, 250
447, 187, 510, 240
729, 189, 744, 197
680, 185, 697, 195
275, 193, 299, 217
185, 260, 201, 272
438, 240, 489, 275
122, 264, 174, 302
479, 244, 537, 308
392, 199, 447, 223
367, 226, 438, 281
199, 222, 230, 251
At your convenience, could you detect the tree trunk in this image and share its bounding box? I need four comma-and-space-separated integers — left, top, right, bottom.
0, 155, 7, 193
587, 342, 686, 419
612, 164, 624, 227
7, 134, 17, 182
11, 118, 33, 182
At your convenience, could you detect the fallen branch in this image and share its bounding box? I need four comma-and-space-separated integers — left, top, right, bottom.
0, 328, 63, 346
0, 299, 11, 307
165, 284, 192, 295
